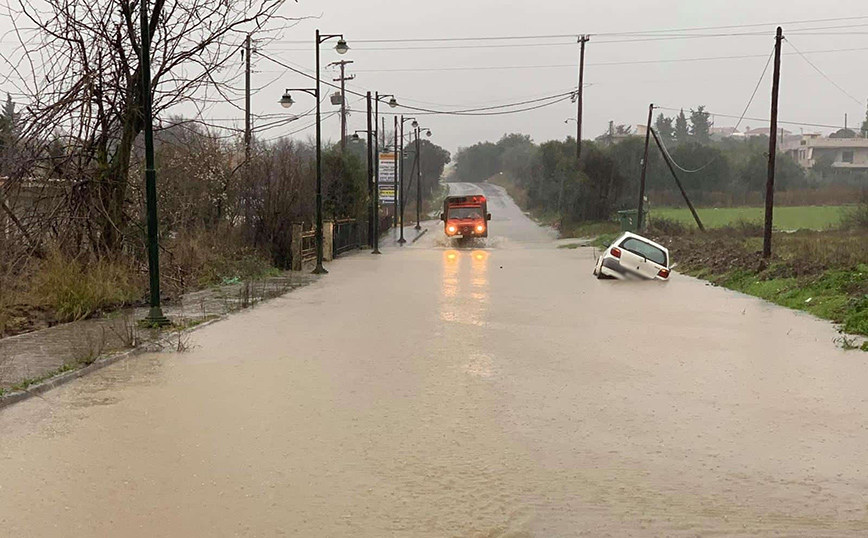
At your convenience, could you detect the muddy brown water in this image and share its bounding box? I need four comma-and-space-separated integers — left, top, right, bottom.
2, 183, 867, 537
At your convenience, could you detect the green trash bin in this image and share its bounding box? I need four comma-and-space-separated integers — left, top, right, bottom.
617, 210, 645, 232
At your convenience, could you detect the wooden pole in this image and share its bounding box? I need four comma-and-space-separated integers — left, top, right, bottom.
763, 27, 783, 259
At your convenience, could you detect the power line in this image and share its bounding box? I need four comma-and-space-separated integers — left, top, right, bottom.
734, 46, 775, 131
651, 45, 776, 174
599, 16, 868, 36
785, 38, 864, 107
278, 46, 868, 74
656, 106, 850, 131
258, 52, 577, 117
264, 16, 868, 45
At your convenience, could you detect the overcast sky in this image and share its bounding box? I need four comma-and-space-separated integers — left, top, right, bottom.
3, 0, 868, 154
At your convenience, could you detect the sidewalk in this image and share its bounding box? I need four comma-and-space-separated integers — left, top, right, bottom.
384, 224, 430, 246
0, 273, 316, 393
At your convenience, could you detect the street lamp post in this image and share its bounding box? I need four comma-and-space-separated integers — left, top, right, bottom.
393, 116, 399, 239
280, 29, 348, 275
397, 115, 416, 245
374, 93, 397, 231
411, 122, 432, 230
141, 0, 169, 326
351, 94, 379, 255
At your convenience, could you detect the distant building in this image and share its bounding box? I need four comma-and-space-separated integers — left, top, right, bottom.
782, 136, 868, 170
595, 121, 641, 147
710, 127, 740, 140
743, 126, 793, 139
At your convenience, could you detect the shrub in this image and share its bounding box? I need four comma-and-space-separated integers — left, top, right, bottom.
842, 198, 868, 229
648, 217, 689, 236
164, 230, 275, 292
31, 250, 144, 322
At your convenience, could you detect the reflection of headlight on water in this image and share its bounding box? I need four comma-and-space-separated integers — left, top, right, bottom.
472, 250, 488, 261
445, 250, 459, 262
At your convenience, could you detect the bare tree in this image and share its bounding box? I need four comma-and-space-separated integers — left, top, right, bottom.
3, 0, 288, 251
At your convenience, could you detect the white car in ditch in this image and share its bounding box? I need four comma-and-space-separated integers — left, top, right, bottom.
593, 232, 671, 281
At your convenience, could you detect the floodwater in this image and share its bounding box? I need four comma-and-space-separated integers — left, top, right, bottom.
2, 183, 868, 537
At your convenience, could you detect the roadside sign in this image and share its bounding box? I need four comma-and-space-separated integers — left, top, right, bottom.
378, 183, 396, 204
378, 152, 397, 205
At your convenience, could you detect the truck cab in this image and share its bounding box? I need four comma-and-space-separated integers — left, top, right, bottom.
440, 195, 492, 239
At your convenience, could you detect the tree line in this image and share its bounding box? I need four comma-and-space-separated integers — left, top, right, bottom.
0, 0, 452, 327
451, 107, 864, 226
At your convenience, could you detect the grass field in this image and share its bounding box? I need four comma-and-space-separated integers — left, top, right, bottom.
652, 205, 847, 231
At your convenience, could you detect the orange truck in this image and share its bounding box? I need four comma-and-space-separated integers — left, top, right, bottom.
440, 195, 492, 239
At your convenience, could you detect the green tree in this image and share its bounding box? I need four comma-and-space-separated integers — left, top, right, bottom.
690, 105, 711, 144
669, 142, 731, 191
500, 141, 539, 186
416, 139, 451, 196
655, 114, 674, 144
453, 142, 501, 183
738, 150, 806, 191
0, 94, 17, 173
862, 99, 868, 138
675, 109, 690, 145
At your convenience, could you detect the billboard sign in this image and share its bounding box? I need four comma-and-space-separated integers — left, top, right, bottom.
378, 152, 397, 205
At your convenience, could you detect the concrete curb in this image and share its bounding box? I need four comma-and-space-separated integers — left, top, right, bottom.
0, 315, 229, 411
412, 228, 429, 244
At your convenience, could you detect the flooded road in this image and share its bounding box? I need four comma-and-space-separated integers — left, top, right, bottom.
2, 183, 868, 536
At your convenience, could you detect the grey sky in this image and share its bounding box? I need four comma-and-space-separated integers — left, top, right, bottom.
3, 0, 868, 154
260, 0, 868, 153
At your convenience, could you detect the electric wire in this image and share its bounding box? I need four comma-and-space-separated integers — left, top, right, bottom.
785, 38, 864, 107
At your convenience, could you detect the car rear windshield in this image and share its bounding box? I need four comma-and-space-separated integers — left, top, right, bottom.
619, 237, 667, 266
448, 207, 483, 220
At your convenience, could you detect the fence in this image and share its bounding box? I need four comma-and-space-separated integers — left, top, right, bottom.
291, 216, 395, 271
291, 223, 317, 271
334, 218, 364, 257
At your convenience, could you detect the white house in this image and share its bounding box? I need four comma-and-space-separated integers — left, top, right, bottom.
782, 136, 868, 171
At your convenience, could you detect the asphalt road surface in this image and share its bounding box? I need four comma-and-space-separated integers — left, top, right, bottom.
2, 183, 868, 537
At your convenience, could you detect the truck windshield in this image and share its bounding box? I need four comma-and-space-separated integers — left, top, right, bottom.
448, 207, 483, 220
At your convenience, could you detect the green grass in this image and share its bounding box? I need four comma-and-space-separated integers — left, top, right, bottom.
653, 205, 846, 231
561, 220, 621, 239
705, 268, 868, 340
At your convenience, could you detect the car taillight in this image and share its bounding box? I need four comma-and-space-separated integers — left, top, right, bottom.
611, 247, 621, 258
658, 268, 670, 279
476, 224, 485, 233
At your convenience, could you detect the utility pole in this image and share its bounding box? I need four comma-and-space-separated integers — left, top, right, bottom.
637, 103, 654, 231
763, 27, 783, 260
651, 127, 705, 231
415, 126, 423, 230
576, 35, 589, 161
331, 60, 354, 152
244, 34, 252, 165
